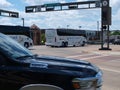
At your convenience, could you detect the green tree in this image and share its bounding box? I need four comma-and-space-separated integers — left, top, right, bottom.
41, 33, 46, 45
110, 30, 120, 35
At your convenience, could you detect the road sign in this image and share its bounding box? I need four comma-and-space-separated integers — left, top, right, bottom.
0, 9, 19, 18
36, 6, 41, 12
95, 1, 101, 7
44, 3, 61, 7
69, 5, 78, 9
26, 7, 34, 13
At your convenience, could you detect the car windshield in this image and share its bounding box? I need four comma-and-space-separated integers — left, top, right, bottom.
0, 33, 33, 59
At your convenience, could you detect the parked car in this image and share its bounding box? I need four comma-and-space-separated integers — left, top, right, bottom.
113, 39, 120, 45
0, 33, 102, 90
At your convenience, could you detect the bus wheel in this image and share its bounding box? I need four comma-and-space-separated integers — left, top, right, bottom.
73, 45, 75, 47
65, 42, 68, 47
62, 42, 65, 47
81, 41, 85, 46
24, 42, 29, 48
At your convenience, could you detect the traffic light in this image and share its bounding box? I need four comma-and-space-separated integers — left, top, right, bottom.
102, 7, 111, 25
102, 7, 108, 25
102, 25, 107, 29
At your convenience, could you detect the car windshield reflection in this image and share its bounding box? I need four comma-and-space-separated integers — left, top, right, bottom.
0, 33, 33, 59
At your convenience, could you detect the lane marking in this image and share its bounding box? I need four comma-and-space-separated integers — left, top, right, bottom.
67, 54, 120, 74
67, 54, 109, 60
109, 59, 120, 62
66, 53, 96, 58
100, 67, 120, 73
80, 55, 109, 60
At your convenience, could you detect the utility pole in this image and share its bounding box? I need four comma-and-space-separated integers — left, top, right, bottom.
97, 21, 99, 31
67, 25, 69, 29
97, 21, 100, 41
21, 18, 24, 27
79, 26, 82, 30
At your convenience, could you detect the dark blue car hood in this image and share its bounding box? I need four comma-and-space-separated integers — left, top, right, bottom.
18, 55, 99, 78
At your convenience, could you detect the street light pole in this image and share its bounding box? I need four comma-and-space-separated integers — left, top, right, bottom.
67, 25, 69, 29
97, 21, 100, 40
79, 26, 82, 30
21, 18, 24, 27
97, 21, 99, 31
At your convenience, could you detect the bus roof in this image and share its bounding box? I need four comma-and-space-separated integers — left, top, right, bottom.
57, 28, 86, 36
0, 25, 30, 34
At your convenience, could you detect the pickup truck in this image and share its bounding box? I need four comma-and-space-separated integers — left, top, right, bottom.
0, 33, 102, 90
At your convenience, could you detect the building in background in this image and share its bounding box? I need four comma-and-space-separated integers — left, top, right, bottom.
30, 24, 41, 45
30, 24, 45, 45
86, 30, 101, 41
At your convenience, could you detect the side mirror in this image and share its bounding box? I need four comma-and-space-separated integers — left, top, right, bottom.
20, 84, 64, 90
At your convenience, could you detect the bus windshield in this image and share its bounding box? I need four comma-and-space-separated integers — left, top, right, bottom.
46, 29, 56, 37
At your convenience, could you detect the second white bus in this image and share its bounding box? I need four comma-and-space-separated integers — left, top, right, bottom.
8, 35, 33, 48
45, 29, 87, 47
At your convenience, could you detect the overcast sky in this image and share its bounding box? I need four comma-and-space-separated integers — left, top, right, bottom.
0, 0, 120, 30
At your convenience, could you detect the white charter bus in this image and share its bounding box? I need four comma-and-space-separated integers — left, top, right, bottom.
0, 25, 33, 48
8, 35, 33, 48
45, 29, 87, 47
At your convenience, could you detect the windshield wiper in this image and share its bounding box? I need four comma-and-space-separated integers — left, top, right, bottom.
16, 55, 34, 59
16, 54, 38, 59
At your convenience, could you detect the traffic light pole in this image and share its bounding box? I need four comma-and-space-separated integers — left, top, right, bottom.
99, 24, 111, 50
107, 25, 110, 49
99, 0, 111, 50
101, 21, 104, 49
